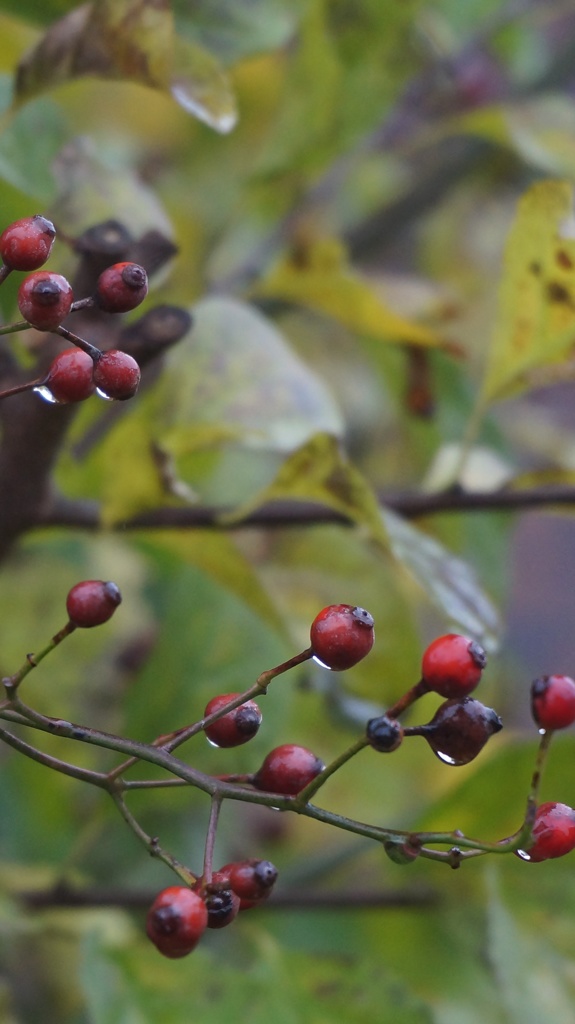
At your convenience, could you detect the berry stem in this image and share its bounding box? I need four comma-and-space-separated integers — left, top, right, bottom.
294, 735, 369, 806
0, 725, 109, 787
1, 619, 76, 695
0, 377, 42, 401
56, 325, 102, 362
386, 678, 429, 719
109, 788, 197, 886
202, 796, 222, 884
0, 264, 12, 285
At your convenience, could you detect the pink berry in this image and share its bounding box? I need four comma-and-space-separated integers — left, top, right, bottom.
18, 271, 73, 331
66, 580, 122, 627
310, 604, 374, 670
531, 675, 575, 731
43, 348, 96, 404
254, 744, 324, 795
0, 215, 55, 270
421, 633, 486, 698
93, 350, 141, 401
95, 262, 148, 313
518, 802, 575, 863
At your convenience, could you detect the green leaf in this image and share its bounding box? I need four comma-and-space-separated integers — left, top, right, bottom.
0, 95, 66, 201
480, 179, 575, 404
13, 0, 237, 132
155, 297, 343, 451
381, 508, 500, 649
252, 237, 449, 348
172, 0, 298, 65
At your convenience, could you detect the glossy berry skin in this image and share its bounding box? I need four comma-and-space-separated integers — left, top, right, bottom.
43, 348, 96, 403
146, 886, 208, 958
18, 271, 73, 331
519, 802, 575, 863
310, 603, 374, 671
204, 888, 240, 929
95, 262, 148, 313
203, 693, 262, 748
221, 859, 278, 908
366, 715, 403, 753
254, 744, 324, 795
66, 580, 122, 628
421, 633, 486, 699
531, 675, 575, 731
93, 349, 141, 400
0, 215, 55, 270
418, 696, 502, 766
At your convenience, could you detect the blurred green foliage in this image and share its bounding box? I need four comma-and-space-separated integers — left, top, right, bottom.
2, 1, 575, 1021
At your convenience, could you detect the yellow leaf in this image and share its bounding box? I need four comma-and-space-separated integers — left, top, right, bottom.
252, 237, 447, 348
481, 179, 575, 403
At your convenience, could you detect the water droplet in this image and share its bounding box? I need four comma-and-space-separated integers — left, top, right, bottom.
206, 736, 220, 749
516, 848, 531, 861
312, 654, 331, 670
96, 387, 114, 401
434, 750, 460, 766
33, 384, 58, 404
538, 727, 547, 736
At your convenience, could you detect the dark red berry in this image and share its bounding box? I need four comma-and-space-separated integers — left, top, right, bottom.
414, 696, 502, 766
253, 744, 324, 795
93, 349, 141, 400
146, 886, 208, 958
517, 802, 575, 863
366, 715, 403, 753
203, 693, 262, 748
221, 859, 278, 908
531, 675, 575, 731
204, 888, 240, 929
95, 261, 148, 313
0, 215, 55, 270
421, 633, 486, 698
310, 603, 374, 671
66, 580, 122, 628
42, 348, 96, 404
18, 271, 73, 331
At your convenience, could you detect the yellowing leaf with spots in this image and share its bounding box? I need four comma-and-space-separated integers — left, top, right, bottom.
252, 237, 447, 349
481, 180, 575, 403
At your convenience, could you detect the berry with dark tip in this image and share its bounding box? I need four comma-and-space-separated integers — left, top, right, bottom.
221, 859, 278, 907
366, 715, 403, 753
203, 693, 262, 748
66, 580, 122, 628
0, 215, 56, 270
415, 696, 502, 766
421, 633, 486, 698
310, 603, 375, 671
93, 349, 141, 400
18, 271, 73, 331
146, 886, 208, 958
43, 348, 96, 404
253, 744, 324, 795
517, 802, 575, 862
531, 675, 575, 731
204, 888, 240, 929
94, 261, 148, 313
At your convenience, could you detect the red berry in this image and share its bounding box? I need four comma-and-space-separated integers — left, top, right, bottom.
366, 715, 403, 753
254, 744, 324, 795
0, 215, 55, 270
66, 580, 122, 627
531, 675, 575, 731
95, 262, 148, 313
518, 802, 575, 863
18, 271, 73, 331
203, 693, 262, 748
42, 348, 96, 404
221, 859, 278, 907
415, 696, 502, 766
93, 349, 141, 400
146, 886, 208, 958
421, 633, 486, 698
310, 603, 374, 671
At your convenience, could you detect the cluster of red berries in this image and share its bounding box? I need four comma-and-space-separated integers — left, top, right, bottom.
0, 215, 145, 403
146, 859, 279, 958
